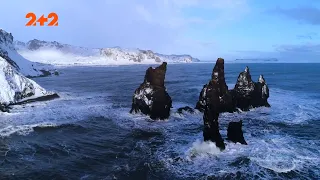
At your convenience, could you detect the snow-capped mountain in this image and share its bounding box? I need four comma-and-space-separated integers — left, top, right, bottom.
0, 56, 57, 112
15, 39, 200, 66
0, 29, 56, 77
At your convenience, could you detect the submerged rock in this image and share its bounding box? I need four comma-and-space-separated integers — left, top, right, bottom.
0, 103, 10, 112
130, 62, 172, 120
227, 121, 247, 145
232, 67, 270, 110
177, 106, 195, 114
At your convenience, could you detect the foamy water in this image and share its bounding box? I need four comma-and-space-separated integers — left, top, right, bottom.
0, 63, 319, 179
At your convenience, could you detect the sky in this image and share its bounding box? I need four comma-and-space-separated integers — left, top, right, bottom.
1, 0, 320, 62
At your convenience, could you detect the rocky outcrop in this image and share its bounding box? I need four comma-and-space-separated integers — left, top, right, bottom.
195, 58, 270, 150
0, 29, 56, 77
0, 103, 9, 112
130, 62, 172, 120
0, 56, 59, 112
227, 121, 247, 145
231, 67, 270, 111
196, 65, 270, 113
177, 106, 195, 114
99, 48, 200, 63
197, 58, 229, 150
252, 75, 270, 107
195, 58, 235, 113
203, 104, 225, 150
15, 40, 200, 65
231, 66, 255, 111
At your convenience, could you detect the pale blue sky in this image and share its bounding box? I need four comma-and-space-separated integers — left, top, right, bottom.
1, 0, 320, 62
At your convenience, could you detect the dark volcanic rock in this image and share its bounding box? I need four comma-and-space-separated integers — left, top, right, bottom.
232, 67, 270, 111
0, 103, 10, 112
194, 58, 270, 150
227, 121, 247, 145
195, 58, 235, 113
0, 94, 60, 113
14, 93, 60, 105
203, 104, 225, 150
130, 62, 172, 120
196, 58, 229, 150
232, 66, 255, 111
177, 106, 195, 114
252, 75, 270, 107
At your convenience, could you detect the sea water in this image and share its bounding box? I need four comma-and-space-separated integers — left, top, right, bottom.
0, 63, 319, 179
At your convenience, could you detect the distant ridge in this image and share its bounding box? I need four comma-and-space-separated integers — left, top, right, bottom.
14, 39, 200, 66
234, 58, 278, 62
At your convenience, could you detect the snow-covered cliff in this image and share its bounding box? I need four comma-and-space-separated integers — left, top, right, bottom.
0, 29, 56, 77
0, 56, 57, 112
15, 39, 200, 66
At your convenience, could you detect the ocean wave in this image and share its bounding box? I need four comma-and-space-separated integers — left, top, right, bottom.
0, 92, 113, 137
107, 87, 320, 178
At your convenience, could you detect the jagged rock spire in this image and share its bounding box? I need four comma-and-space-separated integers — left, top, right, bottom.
244, 66, 249, 73
130, 62, 172, 120
258, 74, 265, 83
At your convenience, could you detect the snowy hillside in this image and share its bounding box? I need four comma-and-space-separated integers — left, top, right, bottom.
15, 39, 200, 66
0, 29, 56, 77
0, 56, 57, 112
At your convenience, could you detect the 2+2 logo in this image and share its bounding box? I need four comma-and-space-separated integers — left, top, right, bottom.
25, 12, 58, 26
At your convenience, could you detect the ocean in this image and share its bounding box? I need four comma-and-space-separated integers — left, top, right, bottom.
0, 63, 319, 179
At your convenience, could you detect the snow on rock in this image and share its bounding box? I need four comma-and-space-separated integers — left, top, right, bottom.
0, 29, 56, 77
130, 62, 172, 120
0, 56, 58, 112
15, 39, 200, 66
195, 58, 235, 113
133, 83, 154, 108
232, 66, 270, 110
234, 66, 255, 97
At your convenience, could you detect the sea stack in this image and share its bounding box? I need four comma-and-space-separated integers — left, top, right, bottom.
196, 58, 230, 150
130, 62, 172, 120
194, 59, 271, 149
252, 75, 270, 107
227, 121, 247, 145
195, 58, 235, 113
231, 67, 270, 111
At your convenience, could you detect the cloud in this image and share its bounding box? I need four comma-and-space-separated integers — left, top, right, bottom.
274, 43, 320, 53
271, 7, 320, 25
0, 0, 250, 58
296, 32, 318, 40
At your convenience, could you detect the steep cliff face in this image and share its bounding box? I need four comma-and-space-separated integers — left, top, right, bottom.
15, 39, 200, 65
0, 29, 56, 77
0, 56, 57, 112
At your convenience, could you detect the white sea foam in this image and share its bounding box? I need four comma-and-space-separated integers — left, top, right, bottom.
0, 67, 319, 179
0, 92, 113, 137
187, 140, 221, 158
109, 86, 320, 178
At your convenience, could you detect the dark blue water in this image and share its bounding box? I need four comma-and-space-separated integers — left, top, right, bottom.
0, 63, 319, 179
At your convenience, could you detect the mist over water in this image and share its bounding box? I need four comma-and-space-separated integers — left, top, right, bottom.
0, 63, 319, 179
